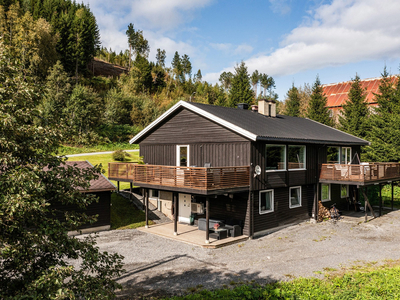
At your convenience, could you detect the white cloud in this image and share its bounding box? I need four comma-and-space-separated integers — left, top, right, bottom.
269, 0, 292, 15
209, 0, 400, 81
234, 44, 253, 55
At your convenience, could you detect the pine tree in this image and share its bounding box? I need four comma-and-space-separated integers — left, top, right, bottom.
338, 74, 369, 138
227, 61, 254, 108
251, 70, 260, 99
307, 75, 334, 126
285, 84, 301, 117
365, 68, 400, 162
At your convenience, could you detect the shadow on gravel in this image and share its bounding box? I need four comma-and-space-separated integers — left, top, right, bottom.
116, 254, 274, 299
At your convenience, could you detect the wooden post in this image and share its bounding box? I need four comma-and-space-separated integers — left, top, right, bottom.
130, 182, 133, 201
392, 181, 394, 211
313, 183, 318, 221
362, 187, 376, 221
117, 181, 120, 193
205, 196, 210, 244
173, 193, 178, 236
145, 189, 149, 228
379, 183, 382, 217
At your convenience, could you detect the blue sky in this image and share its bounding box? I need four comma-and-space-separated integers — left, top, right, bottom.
85, 0, 400, 100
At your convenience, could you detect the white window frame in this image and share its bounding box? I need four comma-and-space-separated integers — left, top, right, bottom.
288, 145, 306, 171
341, 184, 349, 198
259, 189, 274, 214
149, 189, 159, 200
341, 147, 352, 164
289, 186, 302, 208
321, 183, 331, 202
176, 145, 190, 167
266, 144, 286, 172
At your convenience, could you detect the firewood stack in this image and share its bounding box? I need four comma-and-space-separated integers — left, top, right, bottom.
318, 201, 331, 222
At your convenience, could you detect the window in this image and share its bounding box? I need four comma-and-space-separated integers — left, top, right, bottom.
341, 185, 349, 198
327, 146, 340, 164
288, 145, 306, 170
177, 145, 189, 167
266, 144, 286, 171
259, 190, 274, 214
321, 184, 331, 202
341, 147, 352, 164
289, 186, 302, 208
149, 189, 159, 199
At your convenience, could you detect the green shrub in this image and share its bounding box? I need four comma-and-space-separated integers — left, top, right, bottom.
112, 150, 129, 161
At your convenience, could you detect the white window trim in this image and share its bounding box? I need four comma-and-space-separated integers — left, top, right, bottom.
341, 184, 349, 198
265, 144, 287, 172
321, 183, 331, 202
149, 189, 159, 200
288, 145, 307, 171
289, 186, 302, 209
176, 145, 190, 167
259, 189, 274, 214
341, 147, 352, 164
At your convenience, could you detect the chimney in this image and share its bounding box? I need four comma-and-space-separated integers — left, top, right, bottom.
258, 99, 276, 117
237, 103, 249, 110
251, 105, 258, 112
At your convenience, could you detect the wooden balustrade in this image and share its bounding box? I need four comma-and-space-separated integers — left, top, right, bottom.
108, 163, 250, 191
320, 162, 400, 183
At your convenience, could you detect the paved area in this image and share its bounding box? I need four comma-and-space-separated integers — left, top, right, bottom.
79, 210, 400, 299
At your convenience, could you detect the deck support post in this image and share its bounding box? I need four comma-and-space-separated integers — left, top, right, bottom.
205, 196, 210, 244
173, 192, 178, 236
145, 189, 149, 228
379, 183, 382, 217
130, 182, 133, 201
117, 181, 120, 193
313, 184, 318, 221
392, 181, 394, 211
362, 186, 376, 222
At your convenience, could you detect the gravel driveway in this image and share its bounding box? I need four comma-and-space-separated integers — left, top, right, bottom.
81, 210, 400, 299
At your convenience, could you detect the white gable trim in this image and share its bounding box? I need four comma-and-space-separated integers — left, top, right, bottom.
129, 101, 257, 144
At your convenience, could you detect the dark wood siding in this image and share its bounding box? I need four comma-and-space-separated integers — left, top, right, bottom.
253, 185, 313, 233
194, 193, 250, 236
319, 183, 353, 210
140, 108, 248, 144
52, 191, 111, 229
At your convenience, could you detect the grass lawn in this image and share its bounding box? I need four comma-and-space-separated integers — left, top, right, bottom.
110, 193, 153, 229
66, 151, 139, 190
58, 143, 139, 155
167, 260, 400, 299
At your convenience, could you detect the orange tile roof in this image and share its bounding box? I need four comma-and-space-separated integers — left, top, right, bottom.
323, 76, 397, 108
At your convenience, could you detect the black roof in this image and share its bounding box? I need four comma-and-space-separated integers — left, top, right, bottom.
187, 102, 369, 146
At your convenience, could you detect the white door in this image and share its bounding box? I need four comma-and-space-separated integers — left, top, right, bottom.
341, 147, 352, 164
178, 193, 191, 223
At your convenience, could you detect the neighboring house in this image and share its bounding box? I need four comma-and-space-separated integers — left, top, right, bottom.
109, 100, 400, 241
53, 161, 116, 234
323, 76, 397, 122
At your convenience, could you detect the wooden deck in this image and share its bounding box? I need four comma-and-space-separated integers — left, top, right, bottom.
320, 163, 400, 185
108, 163, 250, 194
137, 222, 249, 249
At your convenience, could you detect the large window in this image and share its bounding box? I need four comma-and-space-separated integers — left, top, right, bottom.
341, 185, 349, 198
259, 190, 274, 214
289, 186, 302, 208
327, 146, 340, 164
341, 147, 352, 164
321, 184, 331, 202
288, 145, 306, 170
266, 144, 286, 171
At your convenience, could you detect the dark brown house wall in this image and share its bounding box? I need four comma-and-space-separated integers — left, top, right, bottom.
253, 185, 313, 233
139, 108, 248, 145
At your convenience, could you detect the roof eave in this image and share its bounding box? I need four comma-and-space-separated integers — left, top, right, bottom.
256, 136, 370, 146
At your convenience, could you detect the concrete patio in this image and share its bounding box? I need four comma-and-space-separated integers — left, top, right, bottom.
137, 222, 248, 248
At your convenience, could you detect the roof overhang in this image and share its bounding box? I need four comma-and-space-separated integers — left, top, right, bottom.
129, 100, 257, 144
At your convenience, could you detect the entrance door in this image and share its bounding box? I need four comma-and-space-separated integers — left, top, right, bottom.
176, 145, 189, 167
341, 147, 352, 164
178, 193, 191, 223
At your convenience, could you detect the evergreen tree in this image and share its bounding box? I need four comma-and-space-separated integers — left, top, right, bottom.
181, 54, 192, 80
251, 70, 260, 99
260, 73, 275, 97
194, 69, 202, 83
307, 75, 334, 126
338, 74, 369, 138
365, 68, 400, 162
156, 48, 166, 67
285, 84, 301, 117
219, 71, 233, 91
227, 61, 254, 108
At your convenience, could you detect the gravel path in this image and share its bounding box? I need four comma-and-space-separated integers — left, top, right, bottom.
79, 210, 400, 299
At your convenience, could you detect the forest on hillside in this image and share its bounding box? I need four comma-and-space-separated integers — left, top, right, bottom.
1, 0, 400, 161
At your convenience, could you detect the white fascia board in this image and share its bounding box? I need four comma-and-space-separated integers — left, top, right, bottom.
129, 101, 257, 143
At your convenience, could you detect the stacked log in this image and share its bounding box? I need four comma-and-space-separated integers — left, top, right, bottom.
318, 201, 331, 222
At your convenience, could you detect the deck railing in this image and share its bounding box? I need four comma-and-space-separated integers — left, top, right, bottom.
320, 162, 400, 183
108, 163, 250, 191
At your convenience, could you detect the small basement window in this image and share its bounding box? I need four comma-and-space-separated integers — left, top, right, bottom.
321, 183, 330, 202
149, 189, 159, 199
259, 190, 274, 214
289, 186, 302, 208
288, 145, 306, 170
266, 144, 286, 171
